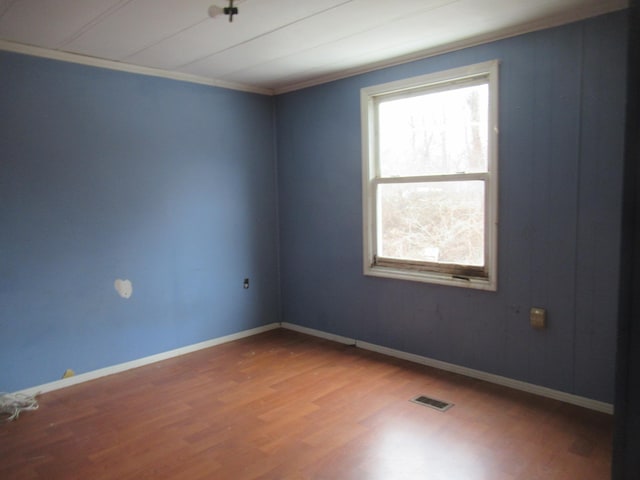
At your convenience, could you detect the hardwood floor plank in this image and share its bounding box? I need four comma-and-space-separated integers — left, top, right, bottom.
0, 329, 612, 479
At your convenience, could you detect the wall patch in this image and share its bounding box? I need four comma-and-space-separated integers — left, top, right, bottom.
114, 279, 133, 299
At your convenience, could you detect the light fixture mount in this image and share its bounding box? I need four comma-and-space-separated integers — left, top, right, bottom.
208, 1, 240, 23
223, 0, 238, 22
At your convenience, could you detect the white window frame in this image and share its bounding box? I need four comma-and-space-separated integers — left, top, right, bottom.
361, 60, 499, 291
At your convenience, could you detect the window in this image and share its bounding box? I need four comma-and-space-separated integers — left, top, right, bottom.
361, 60, 498, 290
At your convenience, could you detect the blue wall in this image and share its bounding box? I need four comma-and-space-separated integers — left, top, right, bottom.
276, 11, 627, 403
0, 52, 280, 392
0, 11, 628, 403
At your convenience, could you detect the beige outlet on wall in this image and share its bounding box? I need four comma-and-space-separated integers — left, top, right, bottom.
530, 307, 547, 329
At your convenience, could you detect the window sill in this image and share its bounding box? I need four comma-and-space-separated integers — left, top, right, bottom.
364, 264, 497, 291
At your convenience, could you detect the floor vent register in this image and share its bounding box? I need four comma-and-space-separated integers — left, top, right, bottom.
410, 394, 454, 412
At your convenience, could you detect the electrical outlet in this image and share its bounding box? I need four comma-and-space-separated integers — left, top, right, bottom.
530, 307, 547, 329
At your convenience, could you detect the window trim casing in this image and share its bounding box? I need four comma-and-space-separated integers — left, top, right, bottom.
361, 60, 499, 291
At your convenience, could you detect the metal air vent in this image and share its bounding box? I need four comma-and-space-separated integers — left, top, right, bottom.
410, 394, 454, 412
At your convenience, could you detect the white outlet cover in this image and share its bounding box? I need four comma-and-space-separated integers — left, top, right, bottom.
114, 279, 133, 299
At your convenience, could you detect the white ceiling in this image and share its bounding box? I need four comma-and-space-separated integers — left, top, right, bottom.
0, 0, 628, 94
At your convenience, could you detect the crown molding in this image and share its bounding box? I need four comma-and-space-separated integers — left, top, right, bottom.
0, 1, 628, 96
0, 39, 274, 96
273, 1, 628, 94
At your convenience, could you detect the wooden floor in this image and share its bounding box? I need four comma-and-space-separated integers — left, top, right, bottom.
1, 329, 612, 479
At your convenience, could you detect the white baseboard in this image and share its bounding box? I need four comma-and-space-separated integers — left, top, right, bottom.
280, 322, 355, 345
19, 321, 614, 415
280, 322, 614, 415
18, 323, 280, 397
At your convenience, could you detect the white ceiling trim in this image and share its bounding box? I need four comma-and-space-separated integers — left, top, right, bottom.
274, 0, 629, 94
0, 0, 627, 97
0, 39, 274, 95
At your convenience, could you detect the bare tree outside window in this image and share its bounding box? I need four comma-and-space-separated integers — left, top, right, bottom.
379, 182, 485, 265
377, 84, 488, 266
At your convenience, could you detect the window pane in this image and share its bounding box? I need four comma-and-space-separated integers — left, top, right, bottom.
379, 181, 485, 266
378, 83, 488, 177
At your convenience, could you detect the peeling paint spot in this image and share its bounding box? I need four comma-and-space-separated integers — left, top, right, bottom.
114, 279, 132, 299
